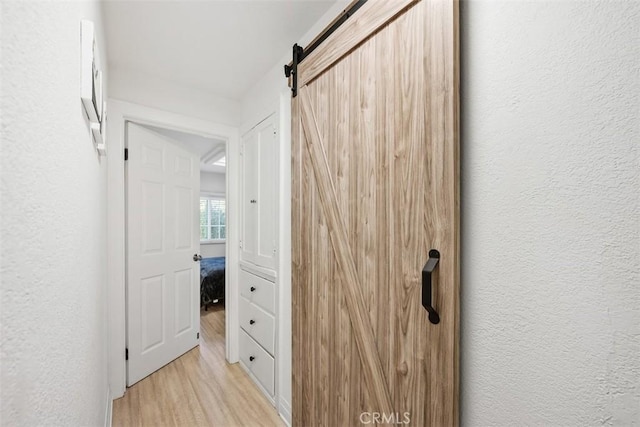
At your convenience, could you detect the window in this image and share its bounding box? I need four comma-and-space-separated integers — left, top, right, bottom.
200, 197, 226, 241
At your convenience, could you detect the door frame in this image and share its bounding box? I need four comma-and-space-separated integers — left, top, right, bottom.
107, 99, 240, 398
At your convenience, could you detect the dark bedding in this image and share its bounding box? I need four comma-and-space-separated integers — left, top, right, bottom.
200, 257, 225, 309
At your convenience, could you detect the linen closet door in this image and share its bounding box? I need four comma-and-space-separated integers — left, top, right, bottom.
291, 0, 459, 426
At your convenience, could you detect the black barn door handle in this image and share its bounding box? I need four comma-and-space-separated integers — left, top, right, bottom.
422, 249, 441, 324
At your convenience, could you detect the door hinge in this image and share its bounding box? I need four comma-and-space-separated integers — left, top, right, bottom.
125, 348, 129, 361
124, 148, 129, 161
197, 332, 200, 339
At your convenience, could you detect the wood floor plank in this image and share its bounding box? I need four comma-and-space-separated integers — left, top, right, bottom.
112, 306, 284, 427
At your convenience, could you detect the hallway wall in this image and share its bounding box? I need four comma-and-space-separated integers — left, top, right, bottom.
1, 2, 111, 426
201, 171, 226, 195
460, 1, 639, 424
109, 67, 241, 127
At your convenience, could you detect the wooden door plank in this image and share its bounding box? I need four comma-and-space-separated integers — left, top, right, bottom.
423, 1, 460, 424
329, 56, 355, 426
298, 0, 418, 88
290, 94, 305, 427
312, 77, 331, 427
344, 49, 372, 420
390, 4, 428, 423
298, 85, 394, 416
371, 21, 397, 415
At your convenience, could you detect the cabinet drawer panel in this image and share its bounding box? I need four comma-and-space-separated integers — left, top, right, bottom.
240, 296, 275, 355
239, 330, 275, 396
239, 269, 275, 314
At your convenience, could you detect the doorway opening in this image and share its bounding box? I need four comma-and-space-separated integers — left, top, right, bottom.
125, 121, 228, 387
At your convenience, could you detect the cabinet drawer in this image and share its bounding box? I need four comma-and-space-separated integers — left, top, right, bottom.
240, 296, 275, 355
239, 268, 275, 314
240, 330, 275, 396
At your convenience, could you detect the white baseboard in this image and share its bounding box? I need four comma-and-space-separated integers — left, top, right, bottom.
104, 387, 113, 427
278, 398, 292, 427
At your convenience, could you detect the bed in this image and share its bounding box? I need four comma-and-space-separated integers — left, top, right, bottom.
200, 256, 225, 310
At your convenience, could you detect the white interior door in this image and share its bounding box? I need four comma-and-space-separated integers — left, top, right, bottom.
126, 122, 200, 386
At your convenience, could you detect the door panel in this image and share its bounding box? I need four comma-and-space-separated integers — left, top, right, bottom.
292, 0, 459, 426
140, 274, 164, 352
256, 120, 278, 265
127, 123, 200, 386
174, 268, 193, 336
241, 129, 258, 262
175, 187, 193, 250
241, 115, 278, 270
141, 181, 164, 253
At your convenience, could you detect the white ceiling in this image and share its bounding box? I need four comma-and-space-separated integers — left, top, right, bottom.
141, 124, 226, 174
103, 1, 337, 101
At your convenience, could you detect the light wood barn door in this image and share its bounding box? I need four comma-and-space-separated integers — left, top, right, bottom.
291, 0, 459, 426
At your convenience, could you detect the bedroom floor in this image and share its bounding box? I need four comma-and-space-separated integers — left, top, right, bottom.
112, 305, 284, 426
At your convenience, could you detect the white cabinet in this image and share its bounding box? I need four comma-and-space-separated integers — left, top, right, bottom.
239, 329, 275, 396
239, 114, 279, 405
240, 115, 278, 270
239, 268, 275, 314
238, 265, 277, 402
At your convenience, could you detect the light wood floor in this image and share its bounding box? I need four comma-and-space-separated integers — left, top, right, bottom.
113, 305, 284, 427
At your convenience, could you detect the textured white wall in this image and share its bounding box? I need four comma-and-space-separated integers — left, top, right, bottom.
1, 2, 110, 426
109, 67, 241, 127
201, 171, 226, 195
460, 1, 639, 425
201, 243, 225, 259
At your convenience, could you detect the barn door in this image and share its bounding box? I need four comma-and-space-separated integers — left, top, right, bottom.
291, 0, 459, 426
